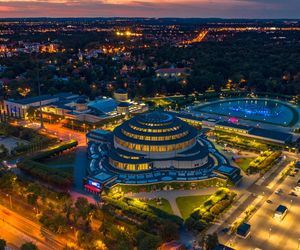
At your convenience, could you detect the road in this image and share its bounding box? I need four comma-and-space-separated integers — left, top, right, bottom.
43, 123, 86, 146
228, 170, 300, 250
0, 204, 66, 250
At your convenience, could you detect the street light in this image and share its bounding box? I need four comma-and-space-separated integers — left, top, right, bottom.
297, 237, 300, 250
269, 227, 272, 239
6, 194, 12, 209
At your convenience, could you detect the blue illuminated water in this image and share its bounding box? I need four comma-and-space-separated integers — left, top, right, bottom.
197, 99, 296, 126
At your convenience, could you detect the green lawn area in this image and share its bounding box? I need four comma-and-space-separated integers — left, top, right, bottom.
176, 195, 210, 219
144, 198, 173, 214
235, 158, 255, 172
45, 152, 76, 167
43, 152, 76, 177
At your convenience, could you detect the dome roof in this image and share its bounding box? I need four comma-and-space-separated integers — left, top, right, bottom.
113, 111, 198, 152
114, 88, 127, 94
117, 102, 131, 107
139, 111, 173, 124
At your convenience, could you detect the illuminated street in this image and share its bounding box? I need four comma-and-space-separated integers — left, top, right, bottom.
44, 123, 86, 146
0, 205, 66, 250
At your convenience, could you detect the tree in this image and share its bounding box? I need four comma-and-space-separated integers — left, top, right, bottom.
138, 235, 161, 250
26, 106, 36, 120
0, 239, 6, 250
199, 233, 219, 250
159, 222, 179, 242
27, 193, 38, 207
20, 242, 39, 250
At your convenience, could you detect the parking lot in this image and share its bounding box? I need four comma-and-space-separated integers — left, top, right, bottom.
229, 166, 300, 250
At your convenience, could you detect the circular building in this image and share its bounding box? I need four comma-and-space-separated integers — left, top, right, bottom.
113, 88, 128, 102
117, 102, 131, 114
108, 111, 209, 171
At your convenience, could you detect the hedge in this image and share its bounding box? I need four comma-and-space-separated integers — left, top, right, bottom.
184, 188, 236, 232
18, 159, 72, 188
17, 140, 77, 188
31, 140, 78, 161
102, 196, 183, 231
248, 151, 282, 174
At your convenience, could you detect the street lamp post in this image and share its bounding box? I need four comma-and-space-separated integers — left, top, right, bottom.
269, 227, 272, 239
297, 237, 300, 250
6, 194, 12, 209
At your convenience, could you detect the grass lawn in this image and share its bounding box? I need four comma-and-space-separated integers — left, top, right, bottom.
144, 198, 173, 214
235, 158, 255, 172
45, 151, 76, 167
43, 152, 76, 177
176, 195, 210, 219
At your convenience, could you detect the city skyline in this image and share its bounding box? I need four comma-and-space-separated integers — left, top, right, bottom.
0, 0, 300, 18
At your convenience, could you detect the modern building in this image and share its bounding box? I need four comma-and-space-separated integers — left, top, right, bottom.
165, 111, 294, 146
89, 111, 209, 171
116, 102, 131, 114
215, 121, 293, 145
84, 111, 232, 191
113, 88, 128, 102
3, 92, 148, 123
3, 92, 78, 118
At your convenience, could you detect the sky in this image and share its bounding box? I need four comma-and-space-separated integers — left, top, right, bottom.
0, 0, 299, 18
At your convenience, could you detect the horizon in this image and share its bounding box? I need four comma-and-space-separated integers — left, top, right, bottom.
1, 0, 300, 19
0, 17, 300, 20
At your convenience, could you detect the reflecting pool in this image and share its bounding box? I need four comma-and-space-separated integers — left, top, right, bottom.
196, 99, 298, 126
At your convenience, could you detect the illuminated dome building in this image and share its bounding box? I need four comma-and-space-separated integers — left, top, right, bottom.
85, 111, 242, 192
110, 112, 208, 171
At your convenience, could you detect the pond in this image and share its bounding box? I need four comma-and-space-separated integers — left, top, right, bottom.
196, 98, 298, 126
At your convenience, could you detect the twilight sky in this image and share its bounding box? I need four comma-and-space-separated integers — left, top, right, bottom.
0, 0, 299, 18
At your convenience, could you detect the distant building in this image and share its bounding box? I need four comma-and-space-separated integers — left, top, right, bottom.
3, 91, 148, 123
156, 67, 190, 80
3, 92, 77, 118
166, 111, 294, 146
116, 102, 130, 114
215, 121, 293, 145
113, 88, 128, 102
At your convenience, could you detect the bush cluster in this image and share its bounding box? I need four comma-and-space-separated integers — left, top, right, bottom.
184, 188, 236, 232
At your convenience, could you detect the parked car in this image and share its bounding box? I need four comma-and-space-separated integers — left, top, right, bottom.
289, 192, 298, 197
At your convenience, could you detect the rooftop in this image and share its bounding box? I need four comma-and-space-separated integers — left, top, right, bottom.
6, 92, 76, 105
249, 127, 293, 142
216, 121, 251, 131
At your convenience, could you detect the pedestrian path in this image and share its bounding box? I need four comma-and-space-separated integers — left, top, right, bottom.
128, 188, 218, 217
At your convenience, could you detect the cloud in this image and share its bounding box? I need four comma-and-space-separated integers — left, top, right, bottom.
0, 0, 299, 18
